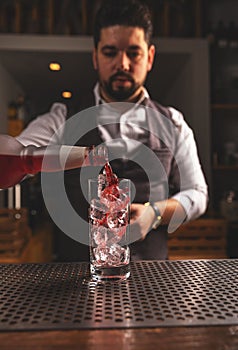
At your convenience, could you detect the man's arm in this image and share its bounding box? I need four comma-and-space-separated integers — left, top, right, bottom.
0, 103, 68, 188
15, 103, 66, 147
0, 102, 108, 189
130, 199, 186, 241
0, 134, 94, 189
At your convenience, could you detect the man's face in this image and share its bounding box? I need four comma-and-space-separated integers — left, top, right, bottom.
93, 26, 155, 102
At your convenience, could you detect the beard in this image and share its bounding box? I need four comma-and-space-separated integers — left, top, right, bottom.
100, 72, 142, 101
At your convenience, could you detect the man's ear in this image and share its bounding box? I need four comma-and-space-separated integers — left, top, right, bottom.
147, 44, 155, 72
92, 48, 98, 70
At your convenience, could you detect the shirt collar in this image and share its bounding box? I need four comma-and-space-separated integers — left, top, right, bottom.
93, 82, 150, 106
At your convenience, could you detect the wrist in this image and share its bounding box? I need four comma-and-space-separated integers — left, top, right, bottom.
144, 201, 162, 229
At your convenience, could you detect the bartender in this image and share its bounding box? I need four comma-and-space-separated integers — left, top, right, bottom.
0, 0, 208, 261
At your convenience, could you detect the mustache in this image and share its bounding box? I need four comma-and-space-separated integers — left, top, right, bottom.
110, 72, 133, 81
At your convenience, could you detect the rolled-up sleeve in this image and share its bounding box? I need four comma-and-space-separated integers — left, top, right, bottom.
16, 103, 67, 147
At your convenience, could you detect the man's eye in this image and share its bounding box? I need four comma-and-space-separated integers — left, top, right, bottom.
102, 50, 117, 57
127, 51, 143, 60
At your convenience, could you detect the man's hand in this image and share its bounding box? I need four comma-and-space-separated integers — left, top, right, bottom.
129, 198, 187, 243
130, 203, 155, 242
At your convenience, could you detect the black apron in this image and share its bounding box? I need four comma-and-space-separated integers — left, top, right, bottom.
55, 94, 178, 261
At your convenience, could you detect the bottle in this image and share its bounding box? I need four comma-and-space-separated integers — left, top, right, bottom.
227, 21, 238, 49
215, 20, 228, 48
7, 99, 24, 137
16, 94, 30, 126
206, 21, 215, 46
223, 141, 236, 165
7, 101, 17, 120
0, 134, 108, 189
220, 190, 238, 222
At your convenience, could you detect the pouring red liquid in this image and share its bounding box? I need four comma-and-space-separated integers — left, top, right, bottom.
0, 134, 108, 189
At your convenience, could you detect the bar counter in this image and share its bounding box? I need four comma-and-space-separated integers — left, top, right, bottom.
0, 260, 237, 350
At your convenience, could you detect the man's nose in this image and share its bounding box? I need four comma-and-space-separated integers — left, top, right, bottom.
116, 51, 130, 71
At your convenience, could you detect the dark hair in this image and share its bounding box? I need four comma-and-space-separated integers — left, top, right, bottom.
93, 0, 153, 48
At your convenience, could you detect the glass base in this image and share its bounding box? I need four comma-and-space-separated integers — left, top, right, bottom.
90, 263, 130, 282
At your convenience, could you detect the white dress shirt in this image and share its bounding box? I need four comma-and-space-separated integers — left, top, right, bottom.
16, 84, 208, 222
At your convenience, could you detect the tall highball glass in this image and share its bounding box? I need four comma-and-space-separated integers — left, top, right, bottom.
88, 178, 131, 282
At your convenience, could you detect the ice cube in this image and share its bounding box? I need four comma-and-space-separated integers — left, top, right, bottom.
106, 191, 129, 212
107, 244, 126, 265
93, 244, 128, 266
90, 199, 108, 226
107, 209, 128, 229
107, 226, 127, 245
93, 246, 110, 264
101, 185, 120, 202
92, 225, 108, 246
90, 198, 107, 213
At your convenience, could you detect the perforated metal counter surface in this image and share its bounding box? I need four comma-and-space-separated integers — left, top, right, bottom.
0, 260, 237, 331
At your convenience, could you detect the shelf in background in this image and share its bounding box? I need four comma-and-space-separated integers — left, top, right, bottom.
211, 104, 238, 110
213, 165, 238, 170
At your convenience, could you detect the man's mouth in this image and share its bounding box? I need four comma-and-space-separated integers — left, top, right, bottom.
112, 74, 132, 83
116, 77, 128, 81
